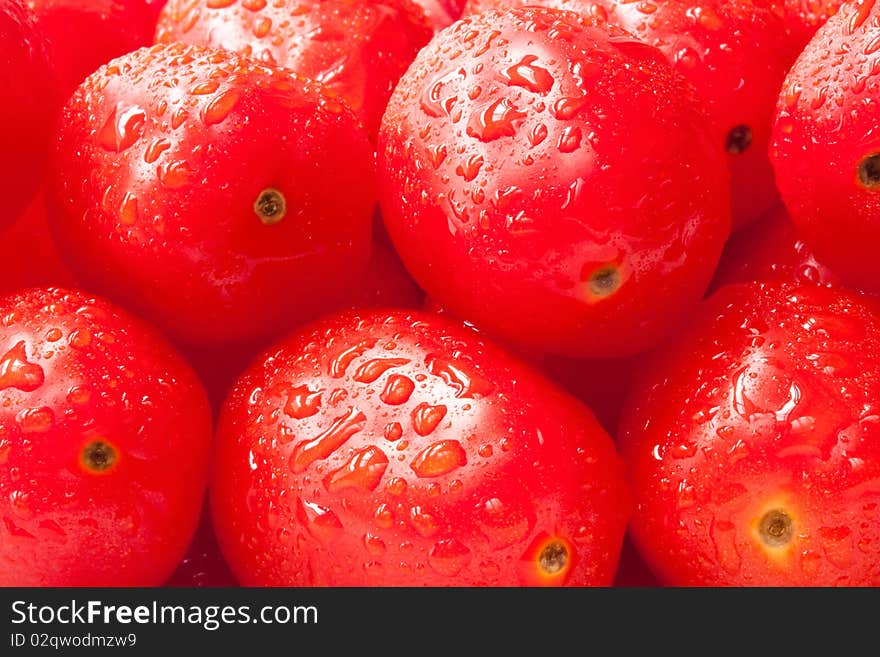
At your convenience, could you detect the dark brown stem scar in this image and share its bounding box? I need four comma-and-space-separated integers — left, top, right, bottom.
726, 125, 752, 154
538, 540, 569, 575
758, 509, 793, 548
858, 154, 880, 189
254, 188, 287, 225
81, 440, 117, 473
588, 267, 621, 299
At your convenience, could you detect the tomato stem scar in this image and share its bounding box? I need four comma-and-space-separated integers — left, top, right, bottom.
726, 125, 752, 154
254, 188, 287, 225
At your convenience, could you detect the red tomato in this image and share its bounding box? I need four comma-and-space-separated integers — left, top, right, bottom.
166, 504, 238, 587
27, 0, 159, 98
379, 7, 729, 358
711, 204, 842, 291
621, 282, 880, 586
771, 0, 880, 294
46, 43, 375, 345
155, 0, 432, 139
0, 287, 212, 586
0, 0, 56, 226
465, 0, 798, 228
0, 191, 78, 297
212, 310, 630, 586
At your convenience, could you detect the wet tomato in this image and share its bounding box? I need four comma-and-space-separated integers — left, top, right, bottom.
621, 282, 880, 586
212, 309, 630, 586
46, 43, 375, 345
379, 7, 729, 359
0, 287, 212, 586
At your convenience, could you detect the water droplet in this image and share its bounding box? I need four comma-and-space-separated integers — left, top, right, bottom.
329, 339, 377, 378
0, 341, 44, 392
353, 357, 410, 383
478, 444, 493, 458
466, 98, 526, 142
384, 422, 403, 441
500, 54, 554, 94
476, 497, 532, 549
428, 538, 471, 576
410, 506, 439, 537
363, 532, 386, 556
373, 503, 393, 528
552, 95, 588, 120
157, 160, 189, 188
68, 328, 91, 349
17, 407, 54, 433
66, 385, 91, 405
426, 355, 494, 398
323, 446, 389, 492
410, 440, 467, 478
557, 126, 581, 153
191, 80, 220, 96
455, 154, 484, 181
686, 5, 722, 29
410, 402, 447, 436
202, 88, 240, 126
385, 476, 408, 496
118, 192, 138, 225
289, 408, 366, 473
528, 123, 548, 147
296, 499, 342, 544
143, 138, 170, 166
283, 384, 323, 419
97, 105, 146, 152
380, 374, 415, 405
207, 0, 236, 8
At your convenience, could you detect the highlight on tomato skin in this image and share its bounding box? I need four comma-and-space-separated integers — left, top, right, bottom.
0, 287, 213, 586
620, 282, 880, 586
211, 309, 630, 586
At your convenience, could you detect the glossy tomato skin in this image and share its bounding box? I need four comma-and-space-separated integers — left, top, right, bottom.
621, 282, 880, 586
772, 1, 880, 294
0, 0, 56, 226
47, 43, 375, 345
0, 191, 78, 297
155, 0, 432, 139
213, 310, 630, 586
465, 0, 797, 228
379, 8, 729, 359
27, 0, 159, 98
711, 204, 841, 291
0, 287, 212, 586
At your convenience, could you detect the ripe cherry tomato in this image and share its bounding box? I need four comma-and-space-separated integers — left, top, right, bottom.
155, 0, 432, 139
0, 287, 212, 586
621, 282, 880, 586
711, 204, 842, 291
772, 0, 880, 294
0, 0, 56, 226
47, 43, 376, 345
27, 0, 159, 97
212, 309, 630, 586
379, 7, 729, 358
465, 0, 798, 228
